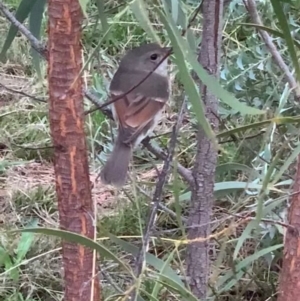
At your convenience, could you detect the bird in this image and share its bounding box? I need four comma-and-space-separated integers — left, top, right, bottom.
99, 43, 171, 187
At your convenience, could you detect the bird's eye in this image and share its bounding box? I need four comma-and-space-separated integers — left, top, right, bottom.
150, 53, 158, 60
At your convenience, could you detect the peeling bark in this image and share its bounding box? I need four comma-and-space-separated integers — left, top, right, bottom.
47, 1, 100, 300
186, 0, 224, 299
278, 158, 300, 301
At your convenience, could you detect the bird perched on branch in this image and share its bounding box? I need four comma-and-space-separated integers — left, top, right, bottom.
99, 43, 171, 187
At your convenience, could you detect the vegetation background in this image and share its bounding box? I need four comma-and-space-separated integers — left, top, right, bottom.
1, 0, 300, 300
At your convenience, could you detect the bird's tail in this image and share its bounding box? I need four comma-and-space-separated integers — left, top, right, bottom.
99, 133, 132, 188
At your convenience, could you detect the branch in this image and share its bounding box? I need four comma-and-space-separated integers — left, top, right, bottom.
131, 98, 187, 300
142, 137, 194, 186
245, 0, 300, 99
0, 82, 47, 103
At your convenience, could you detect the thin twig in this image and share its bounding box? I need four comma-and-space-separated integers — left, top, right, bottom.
101, 270, 124, 294
219, 130, 265, 144
84, 89, 114, 118
245, 0, 300, 99
0, 82, 47, 103
130, 98, 187, 300
142, 138, 194, 186
182, 1, 204, 36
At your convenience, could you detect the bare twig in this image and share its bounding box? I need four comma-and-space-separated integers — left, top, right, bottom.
0, 82, 47, 103
142, 137, 194, 186
219, 130, 265, 144
101, 270, 124, 294
131, 98, 187, 300
84, 89, 114, 118
245, 0, 300, 99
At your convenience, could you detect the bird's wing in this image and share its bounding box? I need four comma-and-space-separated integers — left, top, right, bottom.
111, 92, 166, 144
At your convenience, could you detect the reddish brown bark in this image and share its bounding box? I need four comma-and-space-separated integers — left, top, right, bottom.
47, 1, 100, 300
278, 159, 300, 300
186, 0, 223, 299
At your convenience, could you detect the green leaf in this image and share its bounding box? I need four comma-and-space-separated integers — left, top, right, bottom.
270, 0, 300, 82
78, 0, 90, 17
217, 244, 283, 292
0, 247, 19, 281
0, 247, 11, 267
171, 0, 179, 24
151, 248, 177, 298
0, 0, 38, 61
217, 116, 300, 139
216, 163, 259, 178
147, 272, 198, 301
0, 160, 28, 172
233, 220, 256, 260
239, 23, 300, 50
179, 181, 279, 202
15, 219, 39, 263
130, 0, 160, 43
159, 5, 263, 115
94, 0, 109, 33
156, 8, 217, 144
13, 227, 133, 275
29, 0, 46, 80
183, 45, 264, 115
272, 142, 300, 184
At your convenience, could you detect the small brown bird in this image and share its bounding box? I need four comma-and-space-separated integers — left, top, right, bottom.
100, 43, 171, 187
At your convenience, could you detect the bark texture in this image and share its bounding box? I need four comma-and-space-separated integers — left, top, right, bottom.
186, 0, 223, 299
278, 158, 300, 301
47, 1, 100, 300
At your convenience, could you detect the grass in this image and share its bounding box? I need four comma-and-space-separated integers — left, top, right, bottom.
1, 0, 295, 300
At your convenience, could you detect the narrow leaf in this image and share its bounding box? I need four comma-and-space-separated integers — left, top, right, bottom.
13, 228, 133, 275
16, 219, 39, 262
147, 273, 198, 301
217, 244, 283, 292
216, 163, 259, 178
272, 142, 300, 184
130, 0, 160, 43
162, 4, 263, 115
156, 8, 217, 144
0, 0, 38, 61
217, 115, 300, 139
78, 0, 90, 17
29, 0, 46, 79
95, 0, 109, 32
233, 220, 256, 260
270, 0, 300, 82
240, 23, 300, 49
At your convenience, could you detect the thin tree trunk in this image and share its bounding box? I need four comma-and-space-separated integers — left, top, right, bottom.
278, 158, 300, 301
186, 0, 224, 299
47, 1, 100, 300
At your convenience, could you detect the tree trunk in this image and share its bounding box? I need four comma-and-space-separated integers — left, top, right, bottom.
278, 158, 300, 301
186, 0, 224, 299
47, 1, 100, 300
